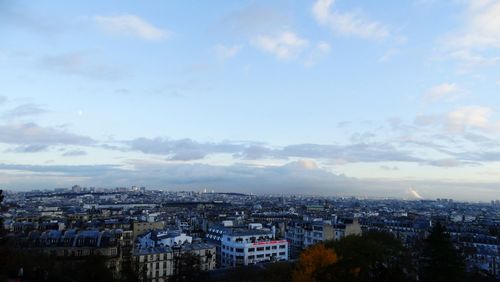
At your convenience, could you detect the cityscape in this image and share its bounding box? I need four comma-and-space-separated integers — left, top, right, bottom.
2, 0, 500, 281
0, 187, 498, 281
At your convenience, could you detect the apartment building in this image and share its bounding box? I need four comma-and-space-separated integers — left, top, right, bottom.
132, 243, 216, 282
207, 223, 288, 267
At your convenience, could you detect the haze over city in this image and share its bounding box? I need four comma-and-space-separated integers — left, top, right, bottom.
2, 0, 500, 201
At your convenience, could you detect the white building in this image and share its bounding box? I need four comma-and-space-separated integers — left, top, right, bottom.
206, 223, 288, 267
137, 230, 192, 249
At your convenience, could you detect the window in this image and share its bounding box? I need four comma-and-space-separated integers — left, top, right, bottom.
265, 246, 270, 250
279, 245, 286, 249
257, 247, 264, 251
279, 252, 286, 256
236, 248, 244, 253
272, 246, 277, 249
248, 248, 255, 252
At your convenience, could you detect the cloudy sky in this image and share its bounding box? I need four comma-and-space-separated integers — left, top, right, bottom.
1, 0, 500, 201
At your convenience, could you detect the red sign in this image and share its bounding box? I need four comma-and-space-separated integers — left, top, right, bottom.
253, 240, 287, 246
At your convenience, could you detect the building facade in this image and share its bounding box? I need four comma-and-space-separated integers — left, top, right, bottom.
132, 243, 216, 282
207, 224, 289, 267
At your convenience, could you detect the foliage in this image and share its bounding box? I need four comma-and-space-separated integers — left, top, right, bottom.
172, 252, 209, 282
290, 231, 416, 282
0, 248, 117, 282
324, 231, 415, 282
216, 262, 293, 282
419, 222, 466, 282
293, 243, 338, 282
0, 190, 5, 238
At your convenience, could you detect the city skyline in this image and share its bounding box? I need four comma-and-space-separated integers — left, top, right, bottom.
1, 0, 500, 201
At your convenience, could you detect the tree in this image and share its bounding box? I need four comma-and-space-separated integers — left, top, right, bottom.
172, 252, 209, 282
261, 262, 293, 282
77, 255, 116, 282
320, 231, 415, 282
216, 262, 293, 282
293, 244, 338, 282
0, 189, 5, 239
419, 222, 466, 282
216, 265, 263, 282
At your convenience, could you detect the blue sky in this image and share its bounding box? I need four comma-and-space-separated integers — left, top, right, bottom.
1, 0, 500, 201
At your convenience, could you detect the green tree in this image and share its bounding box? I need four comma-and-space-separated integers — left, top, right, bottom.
261, 262, 293, 282
216, 265, 263, 282
320, 231, 415, 282
419, 222, 466, 282
0, 189, 5, 240
217, 262, 294, 282
172, 252, 209, 282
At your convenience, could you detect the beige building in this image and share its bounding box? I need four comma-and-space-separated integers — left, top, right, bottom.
334, 218, 362, 239
286, 218, 362, 254
22, 229, 123, 278
303, 222, 335, 248
133, 221, 165, 239
132, 243, 216, 282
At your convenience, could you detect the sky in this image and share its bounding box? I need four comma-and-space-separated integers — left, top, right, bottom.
1, 0, 500, 201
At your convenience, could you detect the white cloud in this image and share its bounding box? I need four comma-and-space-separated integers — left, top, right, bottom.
454, 1, 500, 49
378, 48, 400, 63
2, 103, 47, 118
445, 106, 494, 133
62, 149, 87, 157
408, 187, 423, 199
2, 160, 499, 201
0, 122, 94, 147
94, 14, 169, 41
214, 44, 242, 60
442, 1, 500, 67
291, 159, 319, 170
304, 41, 331, 67
423, 83, 460, 102
252, 31, 309, 60
40, 52, 124, 80
414, 105, 500, 135
312, 0, 390, 40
